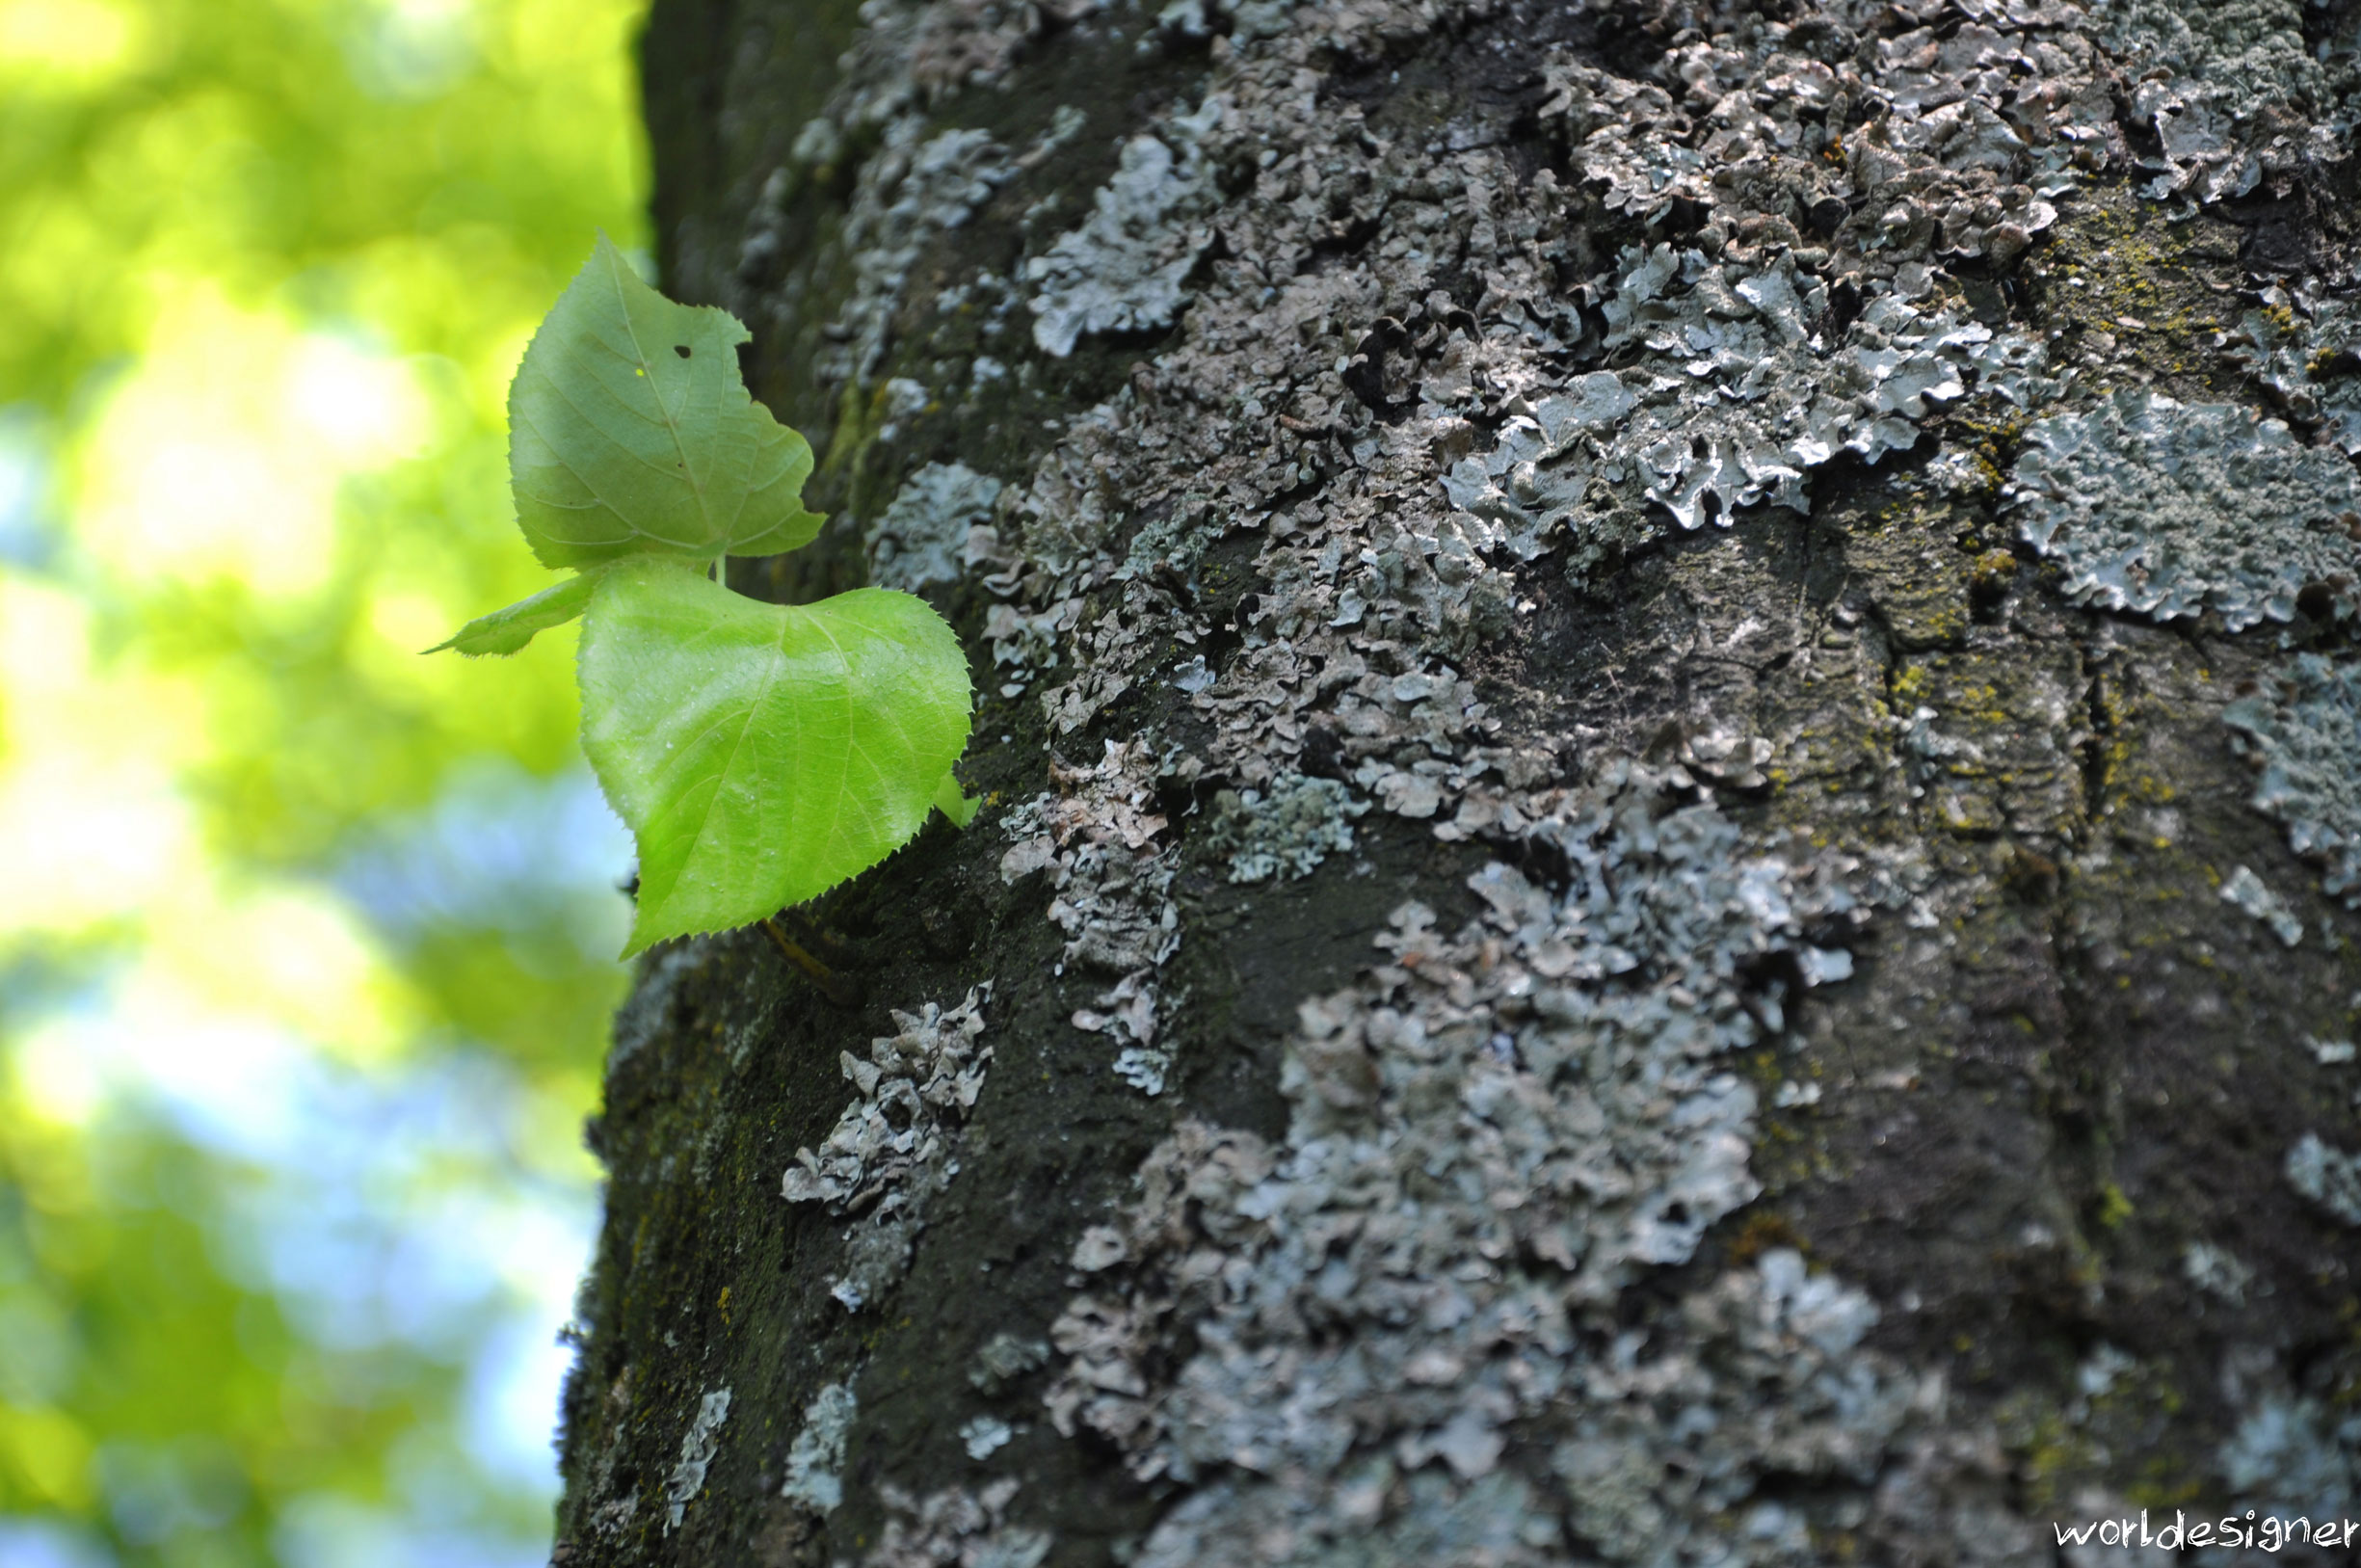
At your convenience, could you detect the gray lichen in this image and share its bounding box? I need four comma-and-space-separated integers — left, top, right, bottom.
825, 0, 2359, 1552
2225, 289, 2361, 456
1448, 258, 2053, 551
1202, 775, 1366, 883
823, 123, 1013, 387
1024, 96, 1225, 357
2283, 1132, 2361, 1227
2224, 655, 2361, 906
2100, 0, 2330, 108
1135, 1472, 1564, 1568
867, 462, 1005, 593
781, 987, 993, 1209
663, 1387, 731, 1533
2005, 392, 2361, 631
595, 0, 2361, 1555
2218, 1394, 2361, 1523
1109, 1040, 1171, 1098
2182, 1240, 2256, 1304
1157, 0, 1300, 43
860, 1479, 1050, 1568
780, 987, 993, 1309
960, 1415, 1016, 1460
1537, 4, 2097, 268
999, 744, 1182, 1096
2218, 864, 2306, 947
1040, 764, 1919, 1557
782, 1382, 858, 1514
2099, 0, 2358, 199
969, 1333, 1051, 1395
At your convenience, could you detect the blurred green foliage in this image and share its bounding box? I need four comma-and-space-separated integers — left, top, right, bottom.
0, 0, 651, 1561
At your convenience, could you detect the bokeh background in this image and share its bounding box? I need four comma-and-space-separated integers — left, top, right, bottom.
0, 0, 654, 1561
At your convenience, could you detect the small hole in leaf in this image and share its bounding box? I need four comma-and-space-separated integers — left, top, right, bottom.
675, 344, 692, 358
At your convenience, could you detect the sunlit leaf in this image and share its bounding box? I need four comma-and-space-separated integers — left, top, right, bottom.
508, 234, 823, 568
577, 560, 972, 956
429, 567, 606, 655
932, 769, 980, 828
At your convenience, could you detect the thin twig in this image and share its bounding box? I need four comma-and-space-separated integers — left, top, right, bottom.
778, 905, 851, 962
761, 917, 862, 1009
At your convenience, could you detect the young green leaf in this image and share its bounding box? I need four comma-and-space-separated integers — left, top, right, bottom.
931, 769, 980, 829
510, 234, 823, 568
429, 565, 609, 656
579, 559, 973, 957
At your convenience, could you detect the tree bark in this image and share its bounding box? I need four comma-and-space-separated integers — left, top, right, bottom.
557, 2, 2361, 1563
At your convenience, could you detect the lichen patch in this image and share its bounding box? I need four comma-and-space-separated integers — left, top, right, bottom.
781, 986, 995, 1309
2225, 655, 2361, 908
1037, 762, 1931, 1554
2006, 392, 2361, 631
663, 1387, 732, 1534
867, 461, 1007, 593
857, 1478, 1051, 1568
782, 1382, 859, 1514
1025, 95, 1227, 357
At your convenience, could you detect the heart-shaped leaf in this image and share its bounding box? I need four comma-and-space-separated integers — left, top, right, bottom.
510, 234, 823, 568
579, 559, 973, 956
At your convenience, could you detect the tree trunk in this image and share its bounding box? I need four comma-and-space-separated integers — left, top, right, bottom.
556, 2, 2361, 1562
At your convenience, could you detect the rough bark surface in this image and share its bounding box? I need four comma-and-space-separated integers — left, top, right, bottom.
556, 2, 2361, 1563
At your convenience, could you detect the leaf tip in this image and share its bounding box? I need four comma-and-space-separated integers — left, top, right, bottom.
932, 769, 981, 829
616, 917, 658, 962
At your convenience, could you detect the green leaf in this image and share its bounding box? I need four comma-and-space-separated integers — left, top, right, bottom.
932, 769, 979, 828
427, 567, 605, 655
509, 233, 824, 568
578, 559, 973, 956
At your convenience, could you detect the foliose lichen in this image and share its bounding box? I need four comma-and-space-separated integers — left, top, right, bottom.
1024, 96, 1226, 358
2098, 0, 2359, 200
780, 986, 993, 1309
1040, 763, 1917, 1558
2005, 392, 2361, 631
1135, 1472, 1565, 1567
782, 1382, 858, 1514
867, 462, 1006, 594
860, 1479, 1050, 1568
2224, 288, 2361, 456
968, 1332, 1051, 1395
960, 1415, 1016, 1459
634, 0, 2361, 1555
2223, 655, 2361, 907
997, 743, 1181, 1096
1447, 258, 2053, 552
822, 124, 1013, 388
2182, 1240, 2256, 1304
1201, 774, 1367, 883
662, 1387, 731, 1533
1537, 5, 2100, 258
